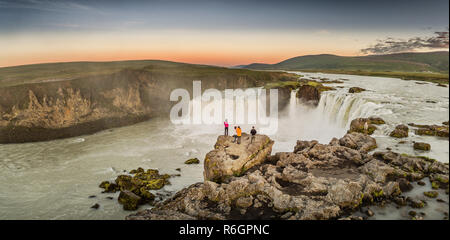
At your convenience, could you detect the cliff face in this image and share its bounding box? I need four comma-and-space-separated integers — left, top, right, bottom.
0, 67, 296, 143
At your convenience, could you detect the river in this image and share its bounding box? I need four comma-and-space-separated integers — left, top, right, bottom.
0, 72, 448, 219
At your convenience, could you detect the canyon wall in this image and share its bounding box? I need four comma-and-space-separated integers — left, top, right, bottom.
0, 67, 295, 143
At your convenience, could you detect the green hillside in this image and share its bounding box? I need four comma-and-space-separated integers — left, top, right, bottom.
243, 51, 449, 73
0, 60, 294, 88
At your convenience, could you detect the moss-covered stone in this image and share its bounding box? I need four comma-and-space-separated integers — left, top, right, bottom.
423, 191, 438, 198
130, 167, 144, 174
185, 158, 200, 164
431, 181, 440, 189
349, 87, 366, 93
413, 142, 431, 151
368, 117, 386, 125
409, 199, 425, 208
146, 178, 165, 190
390, 125, 409, 138
118, 190, 141, 210
349, 118, 377, 135
115, 175, 133, 191
99, 181, 119, 193
99, 167, 173, 210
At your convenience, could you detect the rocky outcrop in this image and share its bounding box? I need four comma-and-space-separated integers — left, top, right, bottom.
296, 85, 321, 105
348, 118, 378, 135
126, 132, 449, 220
295, 80, 335, 106
99, 167, 172, 210
204, 134, 274, 182
390, 124, 409, 138
408, 123, 449, 138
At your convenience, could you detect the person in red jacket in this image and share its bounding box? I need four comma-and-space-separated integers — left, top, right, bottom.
224, 119, 229, 136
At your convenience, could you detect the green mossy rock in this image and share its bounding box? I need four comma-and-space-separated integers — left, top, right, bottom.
348, 118, 377, 135
115, 175, 133, 191
349, 87, 366, 93
409, 199, 425, 208
99, 181, 119, 193
423, 191, 438, 198
139, 187, 155, 203
368, 117, 386, 125
146, 178, 165, 190
390, 125, 409, 138
413, 142, 431, 151
99, 167, 173, 209
130, 167, 145, 174
431, 181, 440, 189
185, 158, 200, 164
118, 190, 142, 211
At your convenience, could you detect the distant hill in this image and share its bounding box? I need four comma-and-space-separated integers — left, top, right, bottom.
240, 51, 449, 73
0, 60, 295, 88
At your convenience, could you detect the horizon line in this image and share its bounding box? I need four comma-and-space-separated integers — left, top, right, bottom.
1, 50, 448, 69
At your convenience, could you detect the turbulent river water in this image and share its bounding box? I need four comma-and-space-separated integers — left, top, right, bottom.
0, 72, 448, 220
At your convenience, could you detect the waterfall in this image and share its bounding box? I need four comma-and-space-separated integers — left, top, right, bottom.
315, 91, 381, 129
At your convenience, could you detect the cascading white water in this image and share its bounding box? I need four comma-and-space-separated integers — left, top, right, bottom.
315, 91, 381, 129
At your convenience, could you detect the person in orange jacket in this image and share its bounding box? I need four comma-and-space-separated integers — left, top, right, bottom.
236, 126, 242, 144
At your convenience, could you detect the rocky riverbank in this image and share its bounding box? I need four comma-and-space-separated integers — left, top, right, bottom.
126, 127, 449, 220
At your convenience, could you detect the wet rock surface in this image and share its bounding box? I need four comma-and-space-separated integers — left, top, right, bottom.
185, 158, 200, 164
390, 124, 409, 138
349, 87, 366, 93
408, 123, 449, 138
413, 142, 431, 151
295, 80, 335, 106
126, 132, 449, 220
296, 85, 321, 105
348, 118, 379, 135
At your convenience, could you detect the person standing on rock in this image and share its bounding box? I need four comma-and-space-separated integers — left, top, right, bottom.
232, 126, 238, 143
224, 119, 229, 136
236, 126, 242, 144
250, 126, 257, 143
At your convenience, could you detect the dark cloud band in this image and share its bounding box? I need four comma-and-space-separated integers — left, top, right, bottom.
361, 29, 449, 54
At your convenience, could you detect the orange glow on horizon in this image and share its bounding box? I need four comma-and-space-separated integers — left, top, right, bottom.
0, 30, 365, 68
2, 49, 359, 68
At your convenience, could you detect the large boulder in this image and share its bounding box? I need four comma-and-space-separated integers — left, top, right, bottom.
389, 124, 409, 138
338, 132, 377, 153
204, 134, 274, 182
118, 190, 142, 211
413, 142, 431, 151
348, 118, 377, 135
296, 85, 321, 105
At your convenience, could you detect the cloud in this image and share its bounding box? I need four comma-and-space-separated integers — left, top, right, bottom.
361, 29, 449, 54
0, 0, 93, 13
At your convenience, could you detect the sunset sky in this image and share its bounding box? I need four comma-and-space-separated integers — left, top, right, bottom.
1, 0, 449, 67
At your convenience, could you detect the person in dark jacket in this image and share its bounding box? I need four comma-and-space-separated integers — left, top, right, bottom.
250, 126, 257, 143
